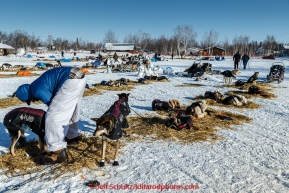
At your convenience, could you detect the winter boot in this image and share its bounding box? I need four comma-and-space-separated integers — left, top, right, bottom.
40, 149, 67, 165
65, 136, 80, 145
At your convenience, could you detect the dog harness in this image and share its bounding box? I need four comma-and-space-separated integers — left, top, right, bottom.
103, 98, 130, 140
3, 107, 45, 136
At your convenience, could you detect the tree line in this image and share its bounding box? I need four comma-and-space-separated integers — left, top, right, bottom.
0, 26, 283, 56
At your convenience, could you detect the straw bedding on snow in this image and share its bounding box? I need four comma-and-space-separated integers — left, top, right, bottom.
93, 84, 135, 91
0, 98, 42, 109
175, 83, 204, 87
83, 87, 102, 97
216, 83, 277, 99
0, 135, 123, 178
0, 108, 251, 178
0, 86, 102, 109
0, 74, 278, 178
126, 108, 251, 144
194, 95, 261, 109
91, 78, 169, 91
226, 90, 276, 99
0, 73, 40, 78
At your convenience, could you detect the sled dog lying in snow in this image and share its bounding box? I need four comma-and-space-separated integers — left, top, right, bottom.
152, 99, 181, 111
185, 100, 208, 118
247, 72, 259, 85
165, 110, 193, 130
222, 95, 247, 106
204, 91, 224, 102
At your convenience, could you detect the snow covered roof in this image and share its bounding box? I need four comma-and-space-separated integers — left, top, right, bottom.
186, 47, 201, 53
203, 46, 225, 51
104, 43, 134, 51
0, 43, 15, 49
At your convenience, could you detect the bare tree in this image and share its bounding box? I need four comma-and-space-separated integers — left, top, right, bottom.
263, 35, 278, 56
123, 30, 151, 51
173, 25, 197, 55
200, 29, 218, 55
103, 29, 118, 43
220, 37, 230, 55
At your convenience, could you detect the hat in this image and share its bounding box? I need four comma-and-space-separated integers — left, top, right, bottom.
15, 84, 31, 103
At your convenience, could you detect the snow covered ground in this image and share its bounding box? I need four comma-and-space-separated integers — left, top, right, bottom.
0, 53, 289, 192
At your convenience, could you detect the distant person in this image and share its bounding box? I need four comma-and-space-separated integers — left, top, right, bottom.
61, 50, 64, 58
98, 54, 103, 61
171, 53, 174, 60
233, 51, 241, 69
155, 52, 158, 62
241, 53, 250, 69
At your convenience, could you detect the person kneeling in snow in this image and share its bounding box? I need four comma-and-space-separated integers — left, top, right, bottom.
14, 67, 86, 165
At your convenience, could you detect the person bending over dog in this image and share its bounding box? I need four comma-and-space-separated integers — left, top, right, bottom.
3, 107, 46, 156
14, 67, 86, 165
152, 99, 180, 111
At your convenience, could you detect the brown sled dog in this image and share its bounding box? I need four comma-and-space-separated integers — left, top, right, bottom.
91, 93, 130, 167
152, 99, 180, 111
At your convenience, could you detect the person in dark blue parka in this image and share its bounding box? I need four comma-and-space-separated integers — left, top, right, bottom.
14, 67, 86, 165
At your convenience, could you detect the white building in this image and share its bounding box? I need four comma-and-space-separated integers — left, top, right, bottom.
103, 43, 134, 52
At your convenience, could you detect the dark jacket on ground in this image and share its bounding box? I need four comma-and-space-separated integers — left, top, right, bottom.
3, 107, 45, 136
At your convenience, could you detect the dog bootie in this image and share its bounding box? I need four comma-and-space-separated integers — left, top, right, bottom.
40, 149, 67, 165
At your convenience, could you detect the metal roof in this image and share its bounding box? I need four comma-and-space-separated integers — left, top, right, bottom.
104, 43, 134, 51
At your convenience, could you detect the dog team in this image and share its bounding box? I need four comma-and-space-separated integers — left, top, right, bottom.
3, 61, 259, 166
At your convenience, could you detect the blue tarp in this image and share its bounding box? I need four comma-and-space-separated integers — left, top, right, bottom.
59, 58, 71, 62
35, 62, 46, 67
92, 60, 101, 67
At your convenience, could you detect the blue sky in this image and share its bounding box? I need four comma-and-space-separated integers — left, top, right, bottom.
1, 0, 289, 44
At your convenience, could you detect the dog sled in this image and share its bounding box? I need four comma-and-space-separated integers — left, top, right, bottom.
265, 62, 285, 83
184, 60, 213, 77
